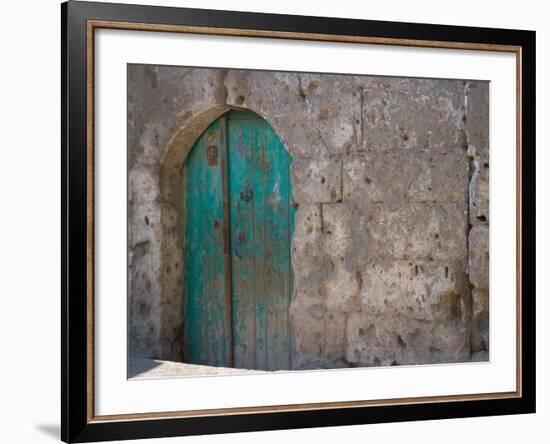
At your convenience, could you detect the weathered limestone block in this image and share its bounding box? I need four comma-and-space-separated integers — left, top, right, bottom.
322, 311, 349, 367
128, 200, 163, 247
158, 201, 185, 358
466, 81, 489, 359
346, 311, 470, 366
128, 245, 162, 358
129, 262, 163, 359
128, 66, 228, 166
133, 121, 174, 166
224, 70, 326, 157
128, 198, 185, 360
225, 70, 362, 156
291, 157, 342, 203
368, 203, 468, 261
322, 264, 361, 311
296, 73, 362, 154
289, 302, 326, 369
347, 257, 471, 366
290, 303, 350, 369
291, 204, 333, 297
362, 78, 466, 150
129, 164, 160, 203
171, 68, 228, 115
343, 149, 469, 206
466, 81, 489, 153
128, 64, 193, 118
471, 288, 489, 352
359, 261, 470, 323
469, 151, 490, 224
469, 225, 489, 290
321, 203, 372, 271
128, 199, 164, 359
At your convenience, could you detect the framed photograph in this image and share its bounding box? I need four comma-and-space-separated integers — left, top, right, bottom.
61, 1, 535, 442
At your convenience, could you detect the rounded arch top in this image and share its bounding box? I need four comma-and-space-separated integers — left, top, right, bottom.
160, 106, 292, 172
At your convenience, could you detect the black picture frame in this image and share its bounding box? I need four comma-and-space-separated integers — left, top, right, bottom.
62, 1, 536, 442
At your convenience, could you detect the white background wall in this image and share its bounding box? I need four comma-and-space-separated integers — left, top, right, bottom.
0, 0, 547, 443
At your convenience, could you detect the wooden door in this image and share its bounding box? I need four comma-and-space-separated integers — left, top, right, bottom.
184, 110, 294, 370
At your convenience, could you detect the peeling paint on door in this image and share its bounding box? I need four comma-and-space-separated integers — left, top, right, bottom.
184, 110, 294, 370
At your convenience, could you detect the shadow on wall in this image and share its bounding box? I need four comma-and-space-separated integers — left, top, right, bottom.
127, 356, 162, 378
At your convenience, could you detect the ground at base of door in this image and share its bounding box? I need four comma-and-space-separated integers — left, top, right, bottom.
128, 356, 268, 379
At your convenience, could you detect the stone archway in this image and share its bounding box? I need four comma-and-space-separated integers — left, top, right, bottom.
138, 102, 297, 364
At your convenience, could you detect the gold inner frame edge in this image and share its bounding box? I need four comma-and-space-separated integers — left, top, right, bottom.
85, 19, 523, 423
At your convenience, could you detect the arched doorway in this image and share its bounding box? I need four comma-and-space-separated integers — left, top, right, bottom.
184, 109, 295, 370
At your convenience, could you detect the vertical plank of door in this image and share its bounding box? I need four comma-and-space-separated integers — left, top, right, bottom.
219, 115, 233, 367
251, 119, 268, 370
228, 114, 256, 369
185, 118, 230, 367
205, 118, 230, 366
262, 124, 292, 370
228, 111, 293, 370
184, 128, 208, 364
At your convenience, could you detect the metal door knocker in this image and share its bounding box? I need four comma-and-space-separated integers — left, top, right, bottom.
240, 187, 253, 202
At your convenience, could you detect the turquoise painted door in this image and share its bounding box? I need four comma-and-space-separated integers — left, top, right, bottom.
184, 110, 295, 370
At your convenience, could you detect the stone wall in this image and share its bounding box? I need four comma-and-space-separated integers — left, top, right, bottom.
466, 82, 490, 359
127, 65, 489, 367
